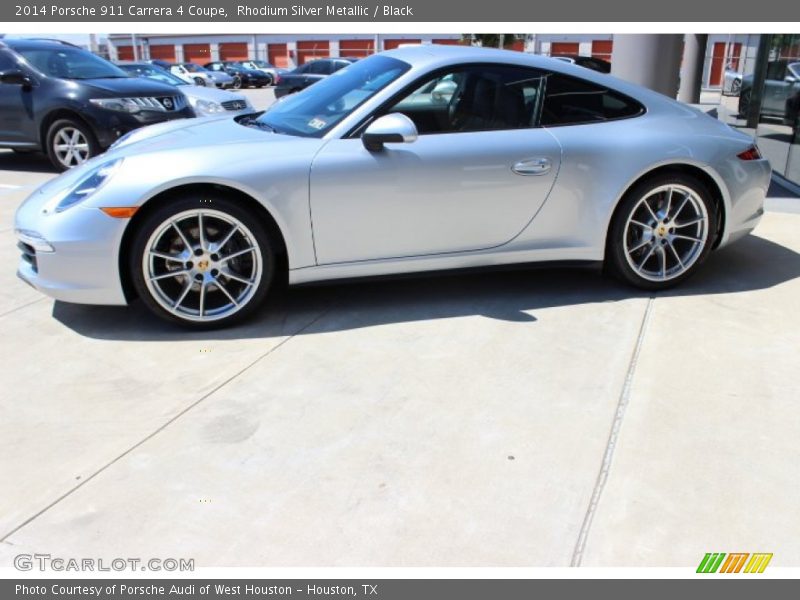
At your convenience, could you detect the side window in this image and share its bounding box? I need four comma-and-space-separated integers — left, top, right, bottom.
766, 61, 786, 81
306, 61, 328, 75
385, 65, 545, 135
539, 74, 643, 126
332, 61, 350, 73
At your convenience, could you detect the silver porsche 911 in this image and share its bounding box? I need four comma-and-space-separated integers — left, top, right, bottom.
15, 45, 771, 329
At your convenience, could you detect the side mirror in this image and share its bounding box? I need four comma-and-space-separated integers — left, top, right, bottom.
0, 70, 32, 87
431, 80, 457, 103
786, 75, 798, 84
362, 113, 418, 152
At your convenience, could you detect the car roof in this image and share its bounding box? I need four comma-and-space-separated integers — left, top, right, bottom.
1, 38, 82, 50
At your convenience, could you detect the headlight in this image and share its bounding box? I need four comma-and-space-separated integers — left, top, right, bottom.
89, 98, 141, 113
193, 98, 224, 115
44, 158, 124, 214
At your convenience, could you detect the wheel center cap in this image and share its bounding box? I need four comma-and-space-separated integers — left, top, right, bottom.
656, 224, 668, 237
197, 258, 210, 272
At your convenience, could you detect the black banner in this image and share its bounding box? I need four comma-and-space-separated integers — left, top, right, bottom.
3, 0, 800, 22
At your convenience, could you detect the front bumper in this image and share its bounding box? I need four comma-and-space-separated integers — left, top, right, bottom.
14, 193, 129, 306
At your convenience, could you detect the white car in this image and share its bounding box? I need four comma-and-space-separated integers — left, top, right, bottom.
118, 63, 254, 117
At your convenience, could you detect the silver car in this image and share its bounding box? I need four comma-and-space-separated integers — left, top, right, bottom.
14, 46, 771, 329
117, 63, 254, 117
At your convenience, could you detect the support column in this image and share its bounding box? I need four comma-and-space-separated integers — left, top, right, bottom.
611, 34, 683, 97
678, 34, 708, 103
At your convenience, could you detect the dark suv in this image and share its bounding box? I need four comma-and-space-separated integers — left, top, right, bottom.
0, 39, 194, 170
274, 57, 357, 98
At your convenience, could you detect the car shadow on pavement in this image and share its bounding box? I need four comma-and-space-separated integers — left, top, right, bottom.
0, 150, 57, 174
52, 233, 800, 342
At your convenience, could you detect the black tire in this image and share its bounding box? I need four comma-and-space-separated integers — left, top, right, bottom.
45, 118, 100, 172
232, 77, 243, 89
731, 78, 742, 96
606, 173, 718, 291
193, 76, 206, 86
264, 75, 274, 86
738, 88, 751, 118
130, 191, 275, 329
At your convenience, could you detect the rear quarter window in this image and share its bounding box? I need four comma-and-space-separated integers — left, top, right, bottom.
540, 73, 644, 126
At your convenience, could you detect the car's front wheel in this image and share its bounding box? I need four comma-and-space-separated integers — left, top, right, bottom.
46, 118, 99, 171
606, 174, 717, 290
193, 76, 206, 86
232, 76, 242, 89
131, 192, 275, 328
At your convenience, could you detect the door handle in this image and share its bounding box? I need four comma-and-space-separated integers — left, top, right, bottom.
512, 158, 552, 176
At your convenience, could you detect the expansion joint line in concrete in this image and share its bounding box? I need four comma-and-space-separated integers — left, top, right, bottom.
570, 295, 655, 567
0, 307, 332, 543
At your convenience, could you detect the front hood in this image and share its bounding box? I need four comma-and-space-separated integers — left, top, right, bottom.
79, 77, 180, 96
108, 115, 293, 155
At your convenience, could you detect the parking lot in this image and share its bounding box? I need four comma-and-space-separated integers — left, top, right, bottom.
1, 88, 799, 567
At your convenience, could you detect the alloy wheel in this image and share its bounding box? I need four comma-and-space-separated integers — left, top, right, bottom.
52, 127, 90, 169
142, 209, 263, 322
622, 184, 709, 282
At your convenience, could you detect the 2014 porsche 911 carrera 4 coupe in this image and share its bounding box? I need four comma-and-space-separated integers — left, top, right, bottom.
15, 46, 771, 328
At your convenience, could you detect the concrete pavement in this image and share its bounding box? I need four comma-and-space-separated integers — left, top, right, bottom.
1, 140, 799, 567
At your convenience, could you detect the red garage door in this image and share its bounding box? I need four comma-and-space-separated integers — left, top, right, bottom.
340, 39, 374, 58
592, 40, 613, 62
183, 44, 211, 64
551, 42, 579, 57
220, 42, 249, 62
149, 44, 176, 62
297, 41, 330, 65
116, 45, 134, 61
507, 39, 524, 52
268, 43, 288, 68
383, 39, 421, 50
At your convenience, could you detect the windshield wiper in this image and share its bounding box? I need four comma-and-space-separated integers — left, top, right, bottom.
240, 117, 277, 133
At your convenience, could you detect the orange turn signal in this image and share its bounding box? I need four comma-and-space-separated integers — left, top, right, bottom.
100, 207, 139, 219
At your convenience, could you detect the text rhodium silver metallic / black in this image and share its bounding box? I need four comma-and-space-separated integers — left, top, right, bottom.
14, 46, 771, 329
237, 5, 372, 16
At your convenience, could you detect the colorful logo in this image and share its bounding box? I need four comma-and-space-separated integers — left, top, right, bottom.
697, 552, 773, 573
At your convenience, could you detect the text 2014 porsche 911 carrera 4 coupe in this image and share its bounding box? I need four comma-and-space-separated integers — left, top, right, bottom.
15, 45, 771, 328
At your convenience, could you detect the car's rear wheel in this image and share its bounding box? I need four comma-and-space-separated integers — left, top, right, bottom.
46, 118, 99, 171
232, 76, 242, 89
731, 78, 742, 95
193, 76, 206, 86
606, 174, 717, 290
131, 193, 275, 328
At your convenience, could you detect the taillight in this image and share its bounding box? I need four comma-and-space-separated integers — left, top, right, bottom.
274, 74, 281, 85
737, 145, 762, 161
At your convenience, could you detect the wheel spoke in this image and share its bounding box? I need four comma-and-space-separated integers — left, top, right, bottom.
214, 277, 240, 306
150, 269, 190, 282
671, 192, 691, 220
198, 281, 207, 317
662, 187, 673, 219
641, 198, 659, 222
637, 244, 657, 270
629, 219, 651, 229
198, 213, 207, 250
149, 250, 183, 262
672, 233, 703, 243
216, 224, 239, 251
171, 221, 193, 251
674, 216, 704, 228
171, 281, 193, 312
219, 246, 255, 262
628, 238, 651, 253
221, 269, 254, 285
667, 241, 685, 269
659, 246, 667, 277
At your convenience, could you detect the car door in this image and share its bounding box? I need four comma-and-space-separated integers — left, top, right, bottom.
0, 49, 37, 145
309, 64, 562, 264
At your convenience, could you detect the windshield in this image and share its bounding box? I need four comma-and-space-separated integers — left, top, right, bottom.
119, 64, 185, 87
16, 46, 129, 79
254, 55, 410, 138
183, 63, 206, 73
